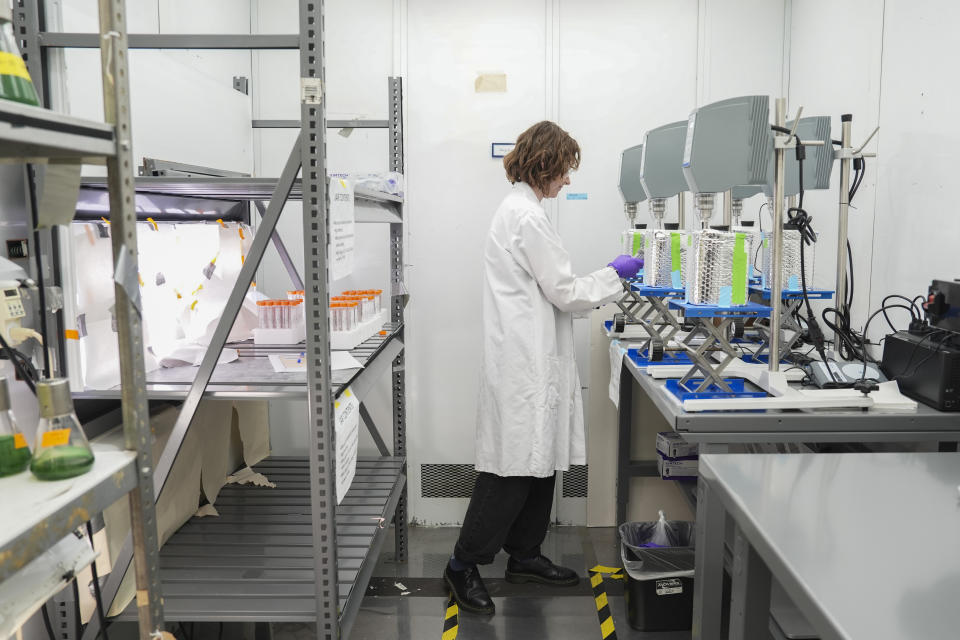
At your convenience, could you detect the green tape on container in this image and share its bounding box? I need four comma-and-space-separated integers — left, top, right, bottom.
732, 233, 748, 305
671, 233, 682, 272
763, 237, 768, 248
632, 232, 643, 256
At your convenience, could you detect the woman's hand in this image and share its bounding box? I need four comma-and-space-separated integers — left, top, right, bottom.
607, 254, 644, 279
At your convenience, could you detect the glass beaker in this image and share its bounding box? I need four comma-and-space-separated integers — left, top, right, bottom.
0, 377, 31, 476
30, 378, 95, 480
0, 8, 40, 107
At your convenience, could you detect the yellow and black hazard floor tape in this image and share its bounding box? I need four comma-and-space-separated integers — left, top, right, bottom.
442, 594, 459, 640
589, 565, 624, 640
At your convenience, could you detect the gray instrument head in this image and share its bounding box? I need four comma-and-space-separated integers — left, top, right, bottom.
682, 95, 772, 195
639, 120, 689, 199
618, 144, 648, 204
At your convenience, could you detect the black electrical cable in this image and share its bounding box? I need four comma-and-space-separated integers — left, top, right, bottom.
0, 331, 37, 394
41, 603, 57, 640
72, 576, 83, 640
25, 164, 51, 378
896, 330, 956, 380
86, 521, 110, 640
858, 303, 919, 382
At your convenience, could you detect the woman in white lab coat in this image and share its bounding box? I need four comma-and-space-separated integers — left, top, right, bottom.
444, 121, 644, 615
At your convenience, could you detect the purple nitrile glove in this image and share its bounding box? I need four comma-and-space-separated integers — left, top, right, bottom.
608, 254, 644, 279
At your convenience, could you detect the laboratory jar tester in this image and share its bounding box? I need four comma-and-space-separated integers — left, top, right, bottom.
445, 121, 640, 616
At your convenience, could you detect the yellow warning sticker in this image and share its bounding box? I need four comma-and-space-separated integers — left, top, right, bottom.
64, 329, 80, 340
14, 433, 27, 449
595, 591, 608, 611
41, 428, 70, 448
0, 52, 33, 81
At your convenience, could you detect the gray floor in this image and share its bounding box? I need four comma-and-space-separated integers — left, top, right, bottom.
343, 525, 691, 640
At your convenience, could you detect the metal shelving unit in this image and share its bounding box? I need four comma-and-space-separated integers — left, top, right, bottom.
19, 2, 408, 638
1, 2, 165, 639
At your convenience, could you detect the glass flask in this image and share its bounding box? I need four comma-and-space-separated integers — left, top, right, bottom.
0, 7, 41, 107
0, 377, 31, 476
30, 378, 95, 480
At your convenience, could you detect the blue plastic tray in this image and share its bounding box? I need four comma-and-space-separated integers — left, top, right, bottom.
739, 353, 792, 365
628, 349, 692, 367
630, 284, 685, 297
665, 378, 768, 401
750, 286, 835, 301
668, 300, 773, 319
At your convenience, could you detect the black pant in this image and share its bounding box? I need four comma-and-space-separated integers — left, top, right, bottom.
453, 471, 556, 566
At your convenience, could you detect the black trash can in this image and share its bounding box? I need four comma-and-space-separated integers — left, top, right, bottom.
619, 518, 696, 632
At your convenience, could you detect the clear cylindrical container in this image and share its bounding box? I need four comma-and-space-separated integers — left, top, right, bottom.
287, 290, 305, 302
372, 290, 383, 314
256, 300, 269, 329
0, 377, 31, 476
345, 302, 359, 330
293, 299, 304, 327
30, 379, 95, 480
0, 10, 41, 107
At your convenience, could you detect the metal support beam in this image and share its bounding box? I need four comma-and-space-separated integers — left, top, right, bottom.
12, 0, 45, 106
388, 75, 408, 565
692, 478, 725, 640
86, 137, 303, 640
39, 32, 299, 49
359, 402, 391, 457
616, 356, 633, 532
728, 527, 772, 640
298, 0, 340, 636
254, 200, 304, 290
98, 0, 164, 638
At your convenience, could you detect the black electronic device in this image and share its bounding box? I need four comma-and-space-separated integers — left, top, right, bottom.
924, 279, 960, 332
881, 330, 960, 411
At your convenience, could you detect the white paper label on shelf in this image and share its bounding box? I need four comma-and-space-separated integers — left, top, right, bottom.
300, 77, 323, 104
335, 386, 360, 504
329, 178, 355, 281
608, 339, 627, 407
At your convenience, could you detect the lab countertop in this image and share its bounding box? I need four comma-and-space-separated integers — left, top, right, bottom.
624, 356, 960, 441
700, 451, 960, 640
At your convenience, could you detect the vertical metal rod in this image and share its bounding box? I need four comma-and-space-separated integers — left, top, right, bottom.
97, 0, 164, 637
358, 402, 390, 457
299, 0, 340, 635
769, 98, 787, 372
254, 200, 304, 290
722, 189, 732, 227
835, 114, 853, 315
677, 192, 687, 229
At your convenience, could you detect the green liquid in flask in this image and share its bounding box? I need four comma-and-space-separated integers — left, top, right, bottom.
0, 433, 31, 476
30, 445, 95, 480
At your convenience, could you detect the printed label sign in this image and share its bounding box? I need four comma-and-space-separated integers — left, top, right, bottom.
329, 179, 355, 281
41, 428, 70, 448
656, 578, 683, 596
334, 387, 359, 504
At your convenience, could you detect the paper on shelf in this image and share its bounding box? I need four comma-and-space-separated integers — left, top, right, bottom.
329, 178, 355, 281
268, 353, 305, 373
226, 466, 276, 488
331, 350, 363, 371
335, 387, 359, 504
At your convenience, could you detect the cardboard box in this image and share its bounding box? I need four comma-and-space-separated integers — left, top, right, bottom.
656, 432, 699, 460
657, 453, 699, 479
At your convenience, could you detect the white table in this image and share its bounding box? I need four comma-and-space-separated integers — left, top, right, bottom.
692, 452, 960, 640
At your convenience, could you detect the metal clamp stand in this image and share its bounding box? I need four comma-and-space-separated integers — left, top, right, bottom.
667, 300, 772, 399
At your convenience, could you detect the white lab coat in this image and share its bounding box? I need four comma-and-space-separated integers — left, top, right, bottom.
475, 182, 624, 478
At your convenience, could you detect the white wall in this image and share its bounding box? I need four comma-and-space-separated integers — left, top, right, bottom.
788, 0, 950, 345
787, 0, 883, 324
403, 0, 551, 525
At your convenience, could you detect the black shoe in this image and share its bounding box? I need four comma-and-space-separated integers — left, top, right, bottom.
444, 563, 495, 615
504, 555, 579, 586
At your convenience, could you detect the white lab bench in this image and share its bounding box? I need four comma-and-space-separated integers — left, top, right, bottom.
692, 451, 960, 640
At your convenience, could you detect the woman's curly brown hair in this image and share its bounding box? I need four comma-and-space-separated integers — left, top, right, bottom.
503, 121, 581, 193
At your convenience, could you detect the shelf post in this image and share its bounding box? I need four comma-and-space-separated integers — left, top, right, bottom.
97, 0, 165, 637
299, 0, 340, 636
388, 75, 408, 563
